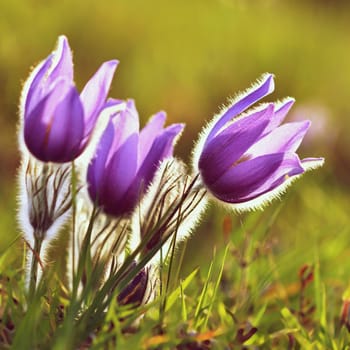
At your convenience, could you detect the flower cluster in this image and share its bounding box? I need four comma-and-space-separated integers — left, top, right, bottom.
18, 36, 323, 307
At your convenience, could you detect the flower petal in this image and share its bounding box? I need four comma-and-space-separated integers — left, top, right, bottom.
199, 104, 274, 186
47, 36, 74, 84
139, 111, 166, 166
24, 54, 54, 116
87, 120, 115, 202
80, 60, 119, 136
101, 133, 139, 215
262, 97, 295, 136
137, 123, 184, 188
207, 152, 304, 203
45, 85, 85, 162
24, 78, 71, 161
206, 73, 274, 143
301, 157, 325, 171
106, 100, 140, 164
247, 121, 311, 158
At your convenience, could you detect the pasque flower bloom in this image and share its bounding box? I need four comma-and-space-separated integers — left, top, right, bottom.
87, 100, 184, 217
193, 74, 324, 210
22, 35, 118, 162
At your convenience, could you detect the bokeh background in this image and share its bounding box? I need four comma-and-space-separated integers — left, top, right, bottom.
1, 0, 350, 284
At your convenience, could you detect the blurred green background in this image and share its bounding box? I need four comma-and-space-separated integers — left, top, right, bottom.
1, 0, 350, 285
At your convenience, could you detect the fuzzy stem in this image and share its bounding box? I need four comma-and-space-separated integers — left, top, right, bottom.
28, 233, 43, 299
71, 161, 77, 292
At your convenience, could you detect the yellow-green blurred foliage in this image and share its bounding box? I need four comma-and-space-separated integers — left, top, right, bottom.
1, 0, 350, 273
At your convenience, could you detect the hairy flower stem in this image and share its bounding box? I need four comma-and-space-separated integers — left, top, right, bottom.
70, 162, 78, 291
28, 233, 44, 299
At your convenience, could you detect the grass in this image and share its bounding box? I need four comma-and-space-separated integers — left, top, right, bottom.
1, 175, 350, 349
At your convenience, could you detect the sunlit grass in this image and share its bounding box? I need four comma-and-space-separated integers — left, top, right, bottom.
1, 172, 350, 348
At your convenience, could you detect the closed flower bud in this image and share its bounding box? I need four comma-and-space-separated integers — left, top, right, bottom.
20, 35, 118, 163
87, 99, 184, 217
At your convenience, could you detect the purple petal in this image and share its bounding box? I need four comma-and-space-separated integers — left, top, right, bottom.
87, 120, 115, 202
101, 133, 139, 214
113, 177, 143, 216
105, 98, 124, 108
207, 153, 304, 203
206, 74, 274, 143
47, 36, 74, 84
106, 100, 140, 163
80, 60, 119, 136
139, 111, 166, 166
262, 98, 295, 136
137, 123, 184, 188
24, 79, 71, 161
247, 121, 311, 158
199, 105, 274, 186
24, 54, 54, 117
45, 85, 85, 162
25, 37, 74, 123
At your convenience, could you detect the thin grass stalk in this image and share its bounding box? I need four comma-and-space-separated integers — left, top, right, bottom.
194, 249, 215, 328
174, 240, 187, 286
158, 245, 164, 319
202, 244, 229, 331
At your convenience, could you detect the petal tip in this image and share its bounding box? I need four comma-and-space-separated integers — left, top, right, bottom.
56, 35, 71, 55
126, 99, 136, 110
301, 157, 325, 171
262, 73, 275, 94
105, 59, 119, 70
58, 35, 68, 43
172, 123, 185, 133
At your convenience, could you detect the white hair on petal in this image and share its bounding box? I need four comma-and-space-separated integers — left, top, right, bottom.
274, 96, 295, 110
18, 58, 49, 153
47, 36, 67, 74
301, 158, 325, 171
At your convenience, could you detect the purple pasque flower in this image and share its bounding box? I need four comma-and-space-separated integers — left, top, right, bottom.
193, 73, 324, 210
22, 35, 118, 163
87, 99, 184, 217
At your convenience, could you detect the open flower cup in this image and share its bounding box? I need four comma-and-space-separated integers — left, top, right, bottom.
193, 73, 324, 212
